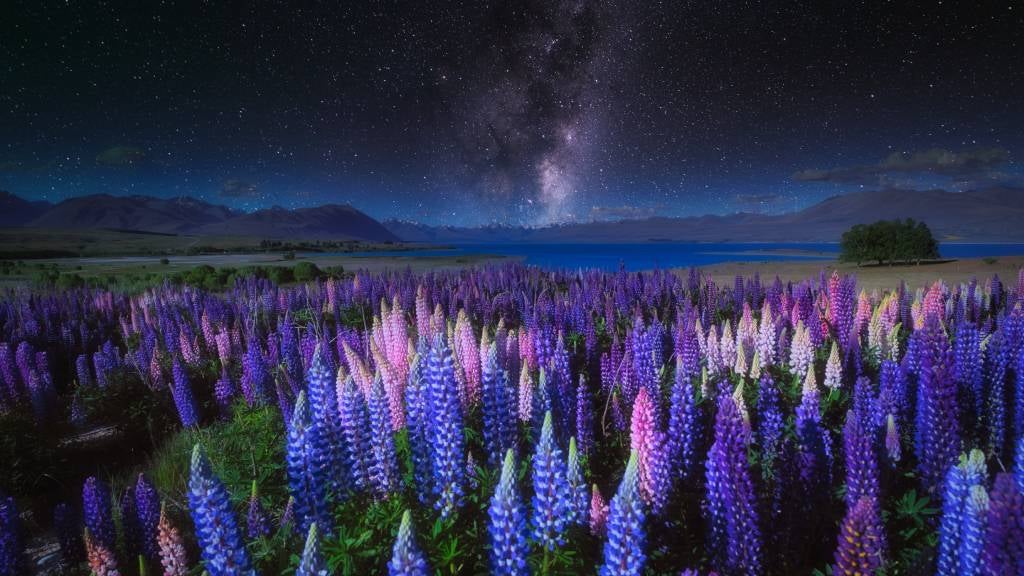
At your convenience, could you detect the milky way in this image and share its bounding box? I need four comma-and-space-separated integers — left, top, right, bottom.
451, 0, 630, 224
3, 2, 1023, 225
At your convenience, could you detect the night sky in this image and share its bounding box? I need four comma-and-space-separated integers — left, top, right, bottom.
2, 1, 1023, 226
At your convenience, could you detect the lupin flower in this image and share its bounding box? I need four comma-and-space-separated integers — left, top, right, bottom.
368, 374, 401, 496
286, 392, 333, 536
188, 445, 255, 576
957, 485, 988, 576
489, 450, 529, 575
240, 344, 268, 406
914, 317, 960, 493
517, 368, 533, 423
426, 335, 465, 518
453, 309, 481, 405
590, 484, 609, 537
630, 387, 670, 514
388, 510, 430, 576
824, 341, 842, 390
157, 504, 189, 576
795, 368, 832, 500
84, 529, 121, 576
297, 524, 329, 576
338, 373, 372, 491
134, 474, 161, 561
756, 373, 783, 475
482, 342, 516, 464
843, 408, 879, 506
789, 321, 814, 378
246, 481, 272, 540
214, 368, 234, 417
576, 375, 594, 456
170, 359, 199, 428
279, 496, 295, 532
76, 353, 93, 387
567, 437, 589, 525
599, 451, 646, 576
0, 495, 24, 576
1016, 433, 1024, 494
531, 411, 570, 551
885, 414, 901, 464
833, 496, 885, 576
668, 361, 701, 484
83, 476, 117, 552
980, 473, 1024, 576
755, 301, 776, 367
705, 395, 762, 576
306, 346, 347, 497
938, 450, 987, 576
405, 350, 433, 503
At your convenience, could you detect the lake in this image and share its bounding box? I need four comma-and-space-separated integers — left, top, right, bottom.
330, 242, 1024, 271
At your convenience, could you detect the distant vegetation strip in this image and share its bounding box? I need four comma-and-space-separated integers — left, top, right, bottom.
0, 259, 345, 292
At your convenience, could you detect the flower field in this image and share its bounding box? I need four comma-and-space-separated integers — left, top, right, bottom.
1, 263, 1023, 575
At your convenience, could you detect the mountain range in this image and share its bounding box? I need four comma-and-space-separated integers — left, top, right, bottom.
2, 186, 1023, 243
0, 191, 400, 242
385, 187, 1024, 243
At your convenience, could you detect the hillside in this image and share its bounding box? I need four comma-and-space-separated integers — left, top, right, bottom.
195, 204, 399, 241
11, 193, 397, 242
28, 195, 238, 234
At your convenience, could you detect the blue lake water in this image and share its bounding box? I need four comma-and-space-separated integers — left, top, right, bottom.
328, 242, 1024, 271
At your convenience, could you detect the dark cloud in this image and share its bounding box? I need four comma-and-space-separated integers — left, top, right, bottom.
793, 148, 1011, 184
95, 145, 145, 166
221, 179, 259, 198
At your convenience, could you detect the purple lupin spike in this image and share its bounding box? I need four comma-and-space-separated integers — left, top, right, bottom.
135, 474, 161, 562
914, 317, 960, 494
82, 476, 116, 552
704, 395, 761, 576
980, 472, 1024, 576
171, 358, 199, 428
833, 496, 885, 575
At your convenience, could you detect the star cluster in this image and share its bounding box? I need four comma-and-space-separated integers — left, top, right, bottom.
1, 1, 1022, 225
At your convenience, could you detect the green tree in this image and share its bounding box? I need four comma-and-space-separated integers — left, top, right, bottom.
840, 218, 940, 266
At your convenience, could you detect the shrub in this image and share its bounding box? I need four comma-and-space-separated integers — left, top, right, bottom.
292, 261, 321, 282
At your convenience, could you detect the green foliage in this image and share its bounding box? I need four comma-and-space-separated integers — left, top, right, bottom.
982, 256, 999, 265
839, 218, 940, 266
148, 402, 287, 505
884, 487, 941, 573
75, 370, 179, 441
292, 261, 322, 282
323, 496, 408, 575
55, 272, 86, 289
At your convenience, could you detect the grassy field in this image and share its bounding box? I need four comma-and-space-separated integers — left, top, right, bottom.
0, 250, 513, 290
0, 227, 426, 258
695, 254, 1024, 292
